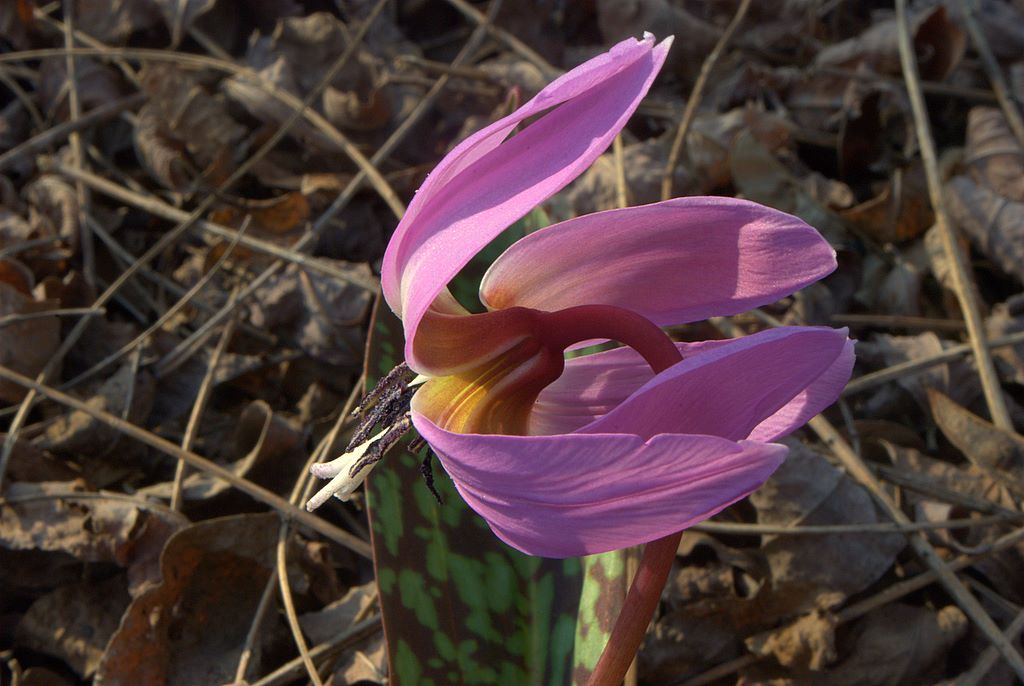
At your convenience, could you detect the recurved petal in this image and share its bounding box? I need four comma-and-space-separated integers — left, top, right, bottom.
580, 327, 851, 441
412, 412, 787, 557
480, 197, 836, 327
380, 34, 671, 371
530, 334, 855, 438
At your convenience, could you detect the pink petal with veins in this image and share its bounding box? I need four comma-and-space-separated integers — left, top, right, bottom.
481, 197, 836, 326
412, 414, 787, 557
530, 332, 855, 438
581, 327, 850, 441
380, 34, 671, 372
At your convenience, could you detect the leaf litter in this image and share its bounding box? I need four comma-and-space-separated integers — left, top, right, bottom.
1, 1, 1024, 685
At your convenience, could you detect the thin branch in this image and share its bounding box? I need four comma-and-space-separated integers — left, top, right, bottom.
0, 93, 144, 172
661, 0, 752, 200
895, 0, 1012, 430
0, 363, 372, 559
843, 330, 1024, 396
956, 0, 1024, 146
810, 414, 1024, 679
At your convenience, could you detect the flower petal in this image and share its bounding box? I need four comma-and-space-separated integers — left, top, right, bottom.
413, 412, 787, 557
481, 197, 836, 326
580, 327, 850, 441
380, 34, 671, 371
531, 334, 855, 438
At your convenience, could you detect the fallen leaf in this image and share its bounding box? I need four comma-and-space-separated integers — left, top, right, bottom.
135, 63, 247, 190
819, 604, 967, 686
247, 262, 372, 366
0, 282, 60, 404
842, 160, 933, 242
965, 106, 1024, 202
0, 483, 187, 595
928, 387, 1024, 477
72, 0, 162, 44
946, 174, 1024, 284
15, 574, 130, 678
0, 436, 79, 483
986, 297, 1024, 384
299, 581, 376, 643
745, 610, 837, 671
750, 441, 906, 613
37, 363, 155, 457
857, 332, 982, 410
140, 399, 305, 504
813, 6, 966, 81
95, 513, 284, 686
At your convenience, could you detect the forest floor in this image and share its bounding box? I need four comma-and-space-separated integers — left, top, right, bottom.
2, 1, 1024, 685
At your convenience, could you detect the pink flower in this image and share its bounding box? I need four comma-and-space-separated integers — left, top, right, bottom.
309, 34, 854, 558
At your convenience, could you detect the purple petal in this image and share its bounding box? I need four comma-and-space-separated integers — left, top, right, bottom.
581, 327, 851, 441
380, 35, 671, 371
531, 333, 855, 438
412, 412, 787, 557
481, 197, 837, 326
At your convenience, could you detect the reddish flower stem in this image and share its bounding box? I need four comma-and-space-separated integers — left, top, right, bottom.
540, 304, 684, 686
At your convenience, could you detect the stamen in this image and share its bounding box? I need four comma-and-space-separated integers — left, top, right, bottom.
351, 362, 414, 417
419, 449, 443, 505
348, 414, 413, 476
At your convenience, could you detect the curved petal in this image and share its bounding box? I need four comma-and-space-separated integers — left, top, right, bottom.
581, 327, 850, 441
531, 334, 855, 437
481, 197, 837, 327
380, 34, 672, 371
413, 412, 787, 557
747, 336, 855, 441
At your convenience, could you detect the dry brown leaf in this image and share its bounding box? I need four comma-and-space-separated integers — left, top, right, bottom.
0, 483, 186, 595
942, 0, 1024, 61
223, 12, 376, 143
25, 175, 80, 252
818, 604, 967, 686
813, 6, 966, 81
0, 282, 60, 404
299, 581, 376, 643
135, 63, 247, 190
745, 610, 837, 671
965, 106, 1024, 202
946, 174, 1024, 283
857, 332, 982, 409
37, 363, 155, 457
37, 58, 124, 120
15, 574, 130, 678
0, 436, 79, 483
73, 0, 162, 44
140, 399, 305, 504
323, 83, 393, 132
986, 297, 1024, 384
750, 441, 906, 613
842, 160, 933, 243
209, 191, 310, 237
928, 387, 1024, 477
0, 256, 33, 294
247, 261, 372, 366
96, 513, 284, 686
